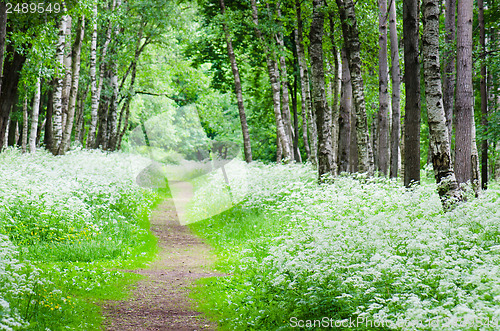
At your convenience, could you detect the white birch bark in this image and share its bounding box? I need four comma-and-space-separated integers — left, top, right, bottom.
21, 95, 28, 153
86, 1, 99, 149
52, 13, 68, 153
29, 74, 41, 153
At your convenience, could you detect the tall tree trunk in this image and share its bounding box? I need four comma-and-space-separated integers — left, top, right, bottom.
0, 49, 25, 150
61, 15, 72, 131
29, 74, 41, 153
21, 95, 28, 153
389, 0, 401, 178
377, 0, 390, 175
91, 0, 117, 149
276, 30, 295, 159
294, 30, 311, 162
44, 87, 54, 150
443, 0, 456, 145
371, 112, 378, 171
219, 0, 252, 163
75, 84, 89, 145
338, 48, 351, 173
471, 117, 480, 193
106, 65, 119, 150
52, 14, 68, 154
294, 0, 316, 164
59, 16, 85, 155
290, 79, 302, 162
310, 0, 333, 180
422, 0, 461, 209
96, 71, 110, 149
479, 0, 488, 189
0, 1, 7, 96
250, 0, 291, 161
336, 0, 371, 174
454, 0, 473, 185
86, 1, 99, 149
329, 15, 340, 175
403, 0, 421, 186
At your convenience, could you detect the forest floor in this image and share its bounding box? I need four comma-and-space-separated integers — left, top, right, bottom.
100, 197, 220, 330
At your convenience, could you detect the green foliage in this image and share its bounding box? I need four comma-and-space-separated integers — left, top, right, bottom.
190, 162, 500, 330
0, 149, 161, 330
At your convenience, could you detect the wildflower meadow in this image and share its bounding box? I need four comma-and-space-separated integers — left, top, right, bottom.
0, 148, 160, 330
190, 162, 500, 330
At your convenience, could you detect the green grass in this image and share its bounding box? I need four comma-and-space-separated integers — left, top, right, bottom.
0, 150, 169, 330
188, 162, 500, 330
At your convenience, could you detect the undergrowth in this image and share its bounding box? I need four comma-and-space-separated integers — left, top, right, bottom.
0, 148, 162, 330
190, 161, 500, 330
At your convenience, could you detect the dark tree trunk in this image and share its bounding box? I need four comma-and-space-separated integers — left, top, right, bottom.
0, 1, 7, 96
290, 79, 302, 162
479, 0, 488, 189
310, 0, 333, 180
389, 0, 401, 178
338, 48, 351, 173
220, 0, 252, 163
0, 48, 26, 150
44, 87, 54, 150
443, 0, 456, 145
377, 0, 389, 175
336, 0, 371, 174
403, 0, 421, 187
454, 0, 473, 185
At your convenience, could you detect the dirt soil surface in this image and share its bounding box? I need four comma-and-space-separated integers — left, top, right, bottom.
101, 198, 219, 331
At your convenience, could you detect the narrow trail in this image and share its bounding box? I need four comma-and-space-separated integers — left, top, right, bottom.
101, 198, 219, 330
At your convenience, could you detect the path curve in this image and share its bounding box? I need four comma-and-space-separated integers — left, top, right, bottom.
101, 198, 218, 330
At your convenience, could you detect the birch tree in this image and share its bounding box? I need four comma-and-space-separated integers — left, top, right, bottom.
338, 48, 352, 173
29, 74, 41, 153
377, 0, 389, 175
219, 0, 252, 163
443, 0, 456, 145
51, 13, 68, 154
86, 1, 99, 149
336, 0, 371, 174
310, 0, 333, 179
250, 0, 291, 161
58, 16, 85, 155
388, 0, 401, 178
422, 0, 461, 208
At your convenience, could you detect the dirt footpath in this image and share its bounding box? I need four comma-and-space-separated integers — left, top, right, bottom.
101, 198, 218, 331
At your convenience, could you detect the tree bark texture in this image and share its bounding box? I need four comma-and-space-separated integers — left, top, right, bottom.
21, 95, 28, 153
422, 0, 462, 209
61, 15, 73, 131
479, 0, 488, 189
294, 29, 311, 161
220, 0, 252, 163
454, 0, 473, 185
377, 0, 390, 175
389, 0, 401, 178
295, 0, 317, 164
29, 74, 41, 153
250, 0, 291, 161
336, 0, 371, 174
86, 2, 99, 149
329, 16, 340, 175
59, 16, 85, 155
403, 0, 421, 186
51, 14, 68, 154
0, 1, 7, 96
338, 48, 351, 173
310, 0, 333, 180
443, 0, 456, 145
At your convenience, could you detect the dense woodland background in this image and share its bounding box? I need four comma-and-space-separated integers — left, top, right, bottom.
0, 0, 499, 206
